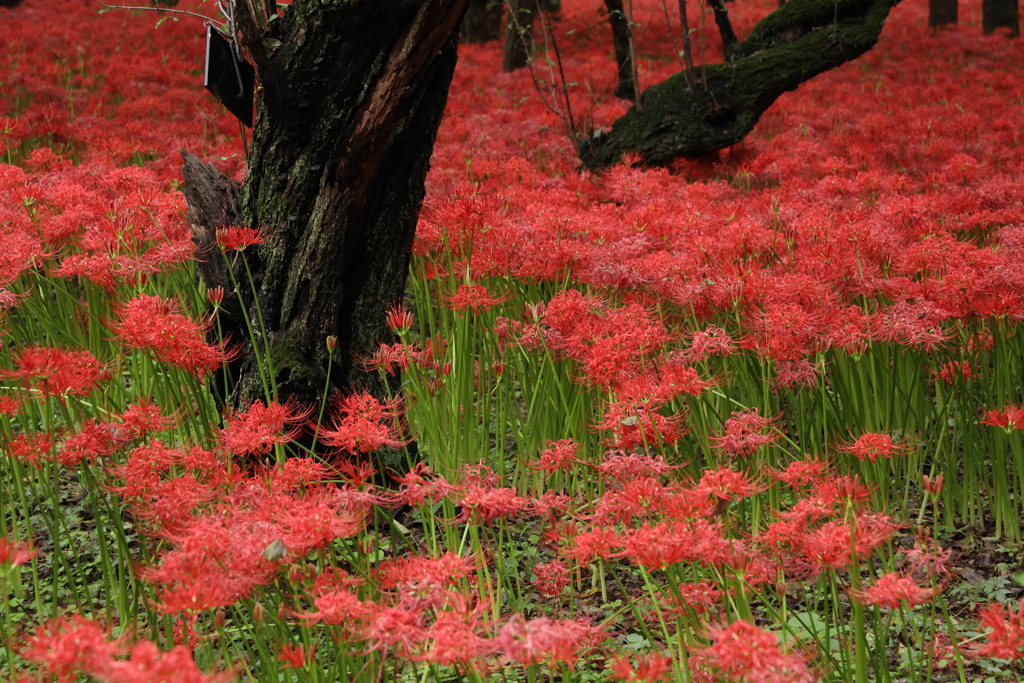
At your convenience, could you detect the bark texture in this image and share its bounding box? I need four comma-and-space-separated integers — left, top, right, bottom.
182, 0, 469, 432
583, 0, 901, 168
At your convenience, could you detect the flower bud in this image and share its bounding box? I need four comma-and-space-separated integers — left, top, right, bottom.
207, 286, 225, 307
252, 601, 266, 624
923, 473, 944, 496
326, 335, 337, 353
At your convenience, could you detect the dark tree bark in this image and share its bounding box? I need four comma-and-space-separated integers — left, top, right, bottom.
181, 0, 470, 460
605, 0, 639, 100
983, 0, 1020, 35
504, 0, 538, 71
928, 0, 957, 27
583, 0, 902, 168
463, 0, 503, 43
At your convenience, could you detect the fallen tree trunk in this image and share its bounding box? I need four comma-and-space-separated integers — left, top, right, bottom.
582, 0, 901, 168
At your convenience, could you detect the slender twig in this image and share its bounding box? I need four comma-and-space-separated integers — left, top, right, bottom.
708, 0, 738, 60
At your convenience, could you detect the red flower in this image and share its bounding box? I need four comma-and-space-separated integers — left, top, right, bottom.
277, 644, 313, 668
1, 345, 107, 399
216, 226, 264, 252
533, 559, 570, 596
220, 399, 310, 456
697, 620, 814, 683
23, 616, 123, 683
533, 438, 579, 474
113, 295, 234, 377
849, 572, 942, 609
608, 653, 674, 682
982, 405, 1024, 432
315, 392, 408, 454
59, 419, 119, 466
445, 283, 510, 313
975, 601, 1024, 661
837, 432, 910, 463
385, 305, 415, 335
0, 537, 37, 567
456, 485, 529, 525
496, 614, 600, 669
711, 408, 782, 457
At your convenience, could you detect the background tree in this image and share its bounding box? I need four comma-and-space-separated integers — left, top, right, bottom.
463, 0, 503, 42
583, 0, 906, 167
182, 0, 470, 453
929, 0, 957, 26
983, 0, 1019, 34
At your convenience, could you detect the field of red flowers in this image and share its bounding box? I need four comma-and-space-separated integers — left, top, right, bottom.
2, 0, 1024, 680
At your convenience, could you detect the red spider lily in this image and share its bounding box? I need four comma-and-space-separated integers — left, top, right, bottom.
24, 615, 235, 683
533, 559, 570, 596
410, 604, 496, 666
23, 616, 124, 683
496, 614, 601, 669
314, 392, 408, 454
456, 485, 530, 525
596, 400, 685, 449
769, 458, 830, 488
533, 438, 580, 474
849, 572, 942, 609
0, 537, 37, 567
5, 432, 53, 468
385, 305, 415, 335
711, 408, 782, 457
220, 399, 311, 456
836, 432, 911, 463
116, 400, 173, 440
444, 283, 510, 313
277, 643, 313, 668
974, 601, 1024, 661
772, 358, 821, 390
380, 463, 460, 507
900, 530, 953, 580
686, 325, 735, 362
372, 552, 477, 590
215, 226, 264, 252
660, 579, 723, 617
695, 620, 815, 683
58, 419, 119, 466
1, 345, 107, 399
608, 653, 673, 682
697, 467, 765, 504
591, 477, 676, 525
112, 295, 235, 377
594, 451, 675, 484
0, 394, 23, 416
982, 404, 1024, 432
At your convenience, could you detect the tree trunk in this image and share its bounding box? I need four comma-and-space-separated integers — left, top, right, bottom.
504, 0, 537, 71
983, 0, 1020, 35
463, 0, 503, 43
605, 0, 639, 100
182, 0, 469, 449
929, 0, 957, 26
583, 0, 902, 168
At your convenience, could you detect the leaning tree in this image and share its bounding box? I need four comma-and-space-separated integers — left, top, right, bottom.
181, 0, 905, 435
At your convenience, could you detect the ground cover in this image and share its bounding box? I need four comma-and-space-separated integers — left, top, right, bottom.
1, 0, 1024, 681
